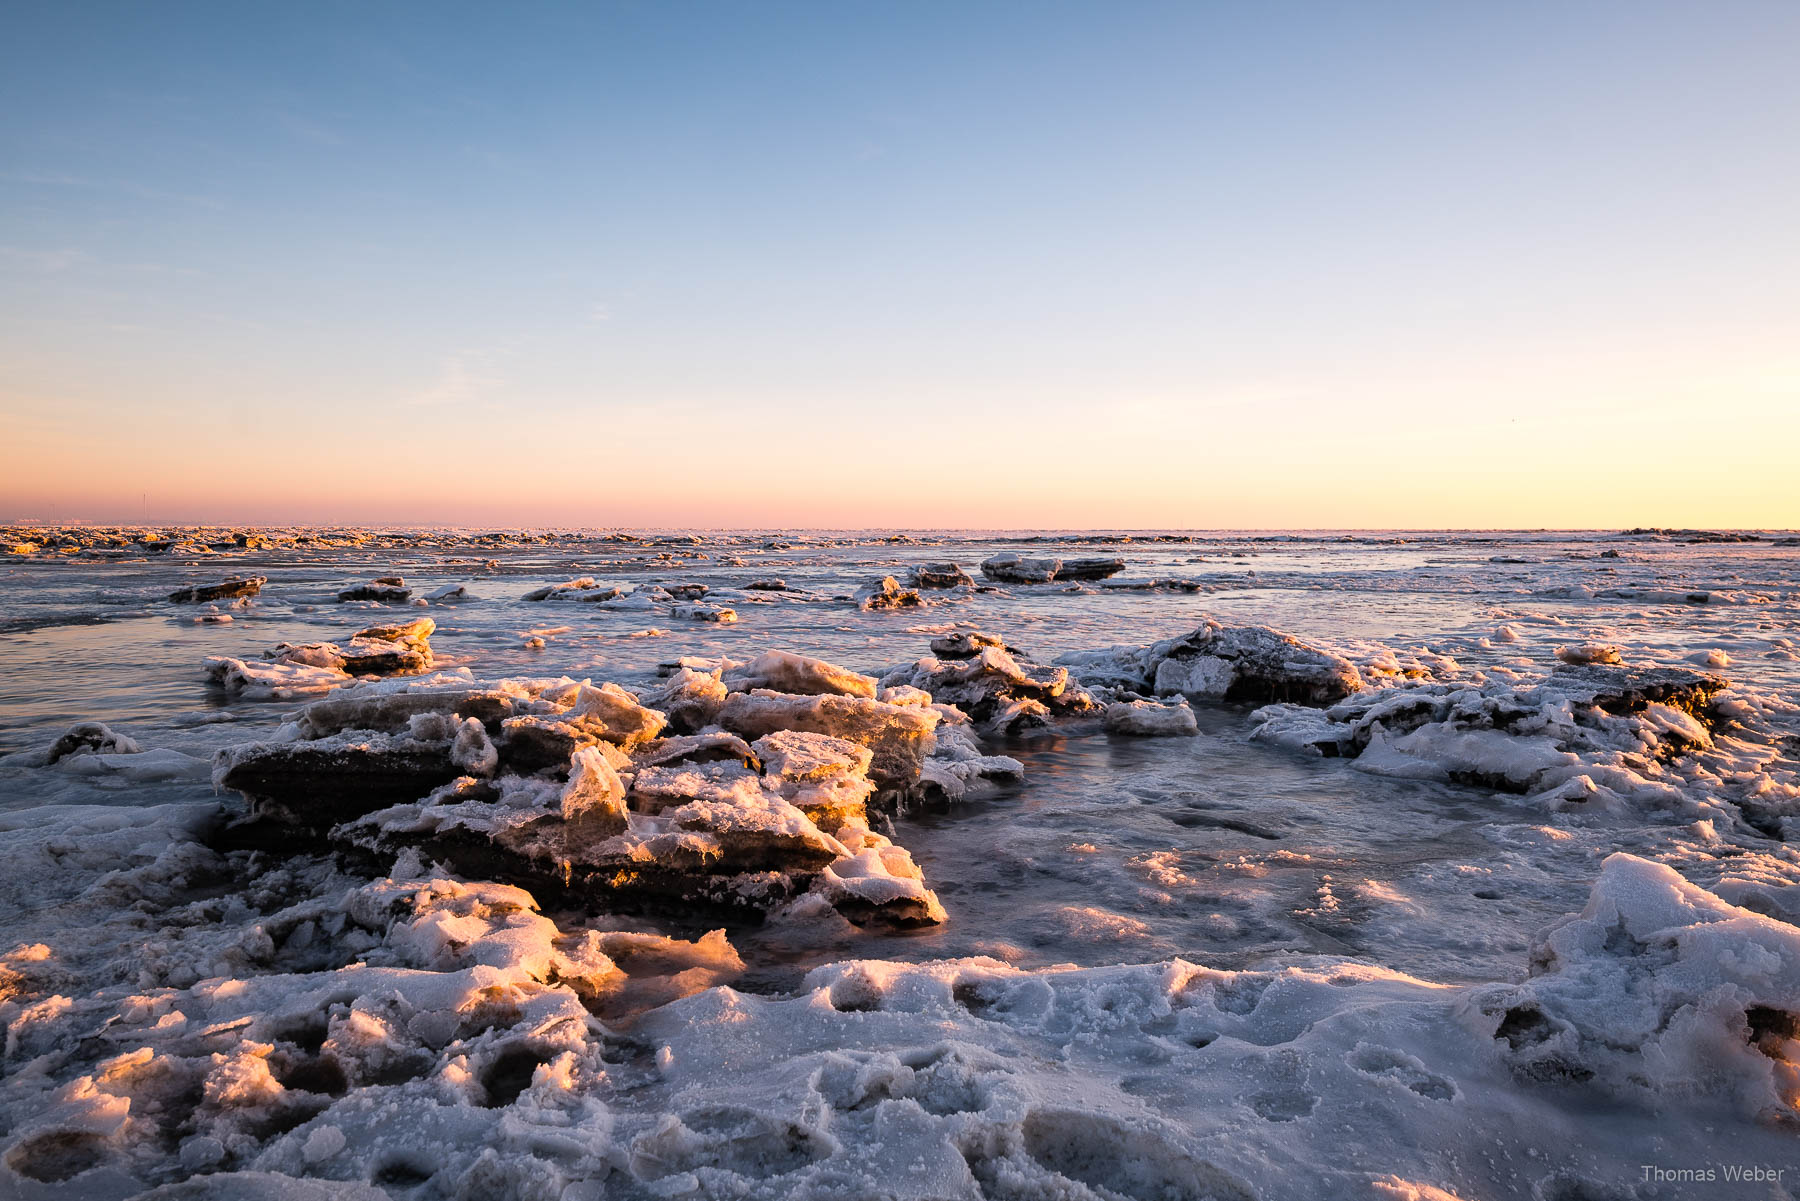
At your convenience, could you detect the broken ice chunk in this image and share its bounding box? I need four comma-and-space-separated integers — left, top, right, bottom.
168, 576, 265, 604
1104, 698, 1199, 736
723, 650, 878, 699
716, 691, 940, 791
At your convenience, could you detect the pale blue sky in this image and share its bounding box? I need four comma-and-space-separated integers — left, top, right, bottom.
3, 2, 1797, 527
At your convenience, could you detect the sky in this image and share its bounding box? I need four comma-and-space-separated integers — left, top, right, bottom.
2, 1, 1797, 530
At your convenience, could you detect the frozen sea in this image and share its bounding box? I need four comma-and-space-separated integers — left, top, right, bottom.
2, 527, 1798, 1201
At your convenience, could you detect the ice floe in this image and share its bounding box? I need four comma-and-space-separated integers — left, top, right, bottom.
335, 578, 411, 604
855, 576, 924, 611
1059, 619, 1363, 706
521, 578, 622, 603
199, 655, 967, 931
1103, 697, 1200, 737
979, 552, 1126, 584
882, 646, 1101, 735
910, 562, 974, 589
168, 578, 266, 605
204, 620, 438, 700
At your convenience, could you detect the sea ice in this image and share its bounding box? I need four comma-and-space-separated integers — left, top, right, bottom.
716, 691, 941, 791
723, 650, 878, 699
855, 576, 924, 611
204, 619, 438, 700
167, 577, 266, 604
882, 646, 1100, 734
911, 562, 973, 588
1104, 697, 1200, 736
521, 578, 623, 603
1058, 619, 1363, 705
336, 578, 411, 603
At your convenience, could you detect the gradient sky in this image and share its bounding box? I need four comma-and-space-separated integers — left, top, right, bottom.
3, 1, 1797, 529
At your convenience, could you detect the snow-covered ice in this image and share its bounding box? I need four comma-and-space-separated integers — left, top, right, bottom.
3, 526, 1800, 1199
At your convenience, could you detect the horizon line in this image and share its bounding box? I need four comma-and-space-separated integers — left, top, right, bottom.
6, 522, 1796, 536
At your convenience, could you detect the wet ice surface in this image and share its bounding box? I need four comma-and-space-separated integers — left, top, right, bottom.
3, 528, 1800, 1199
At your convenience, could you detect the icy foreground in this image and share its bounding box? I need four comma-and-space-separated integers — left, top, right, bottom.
4, 524, 1800, 1200
2, 623, 1798, 1201
5, 803, 1800, 1200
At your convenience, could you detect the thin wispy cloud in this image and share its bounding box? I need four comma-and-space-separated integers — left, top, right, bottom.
0, 244, 201, 278
273, 110, 346, 147
0, 168, 225, 211
0, 244, 90, 272
410, 352, 505, 407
